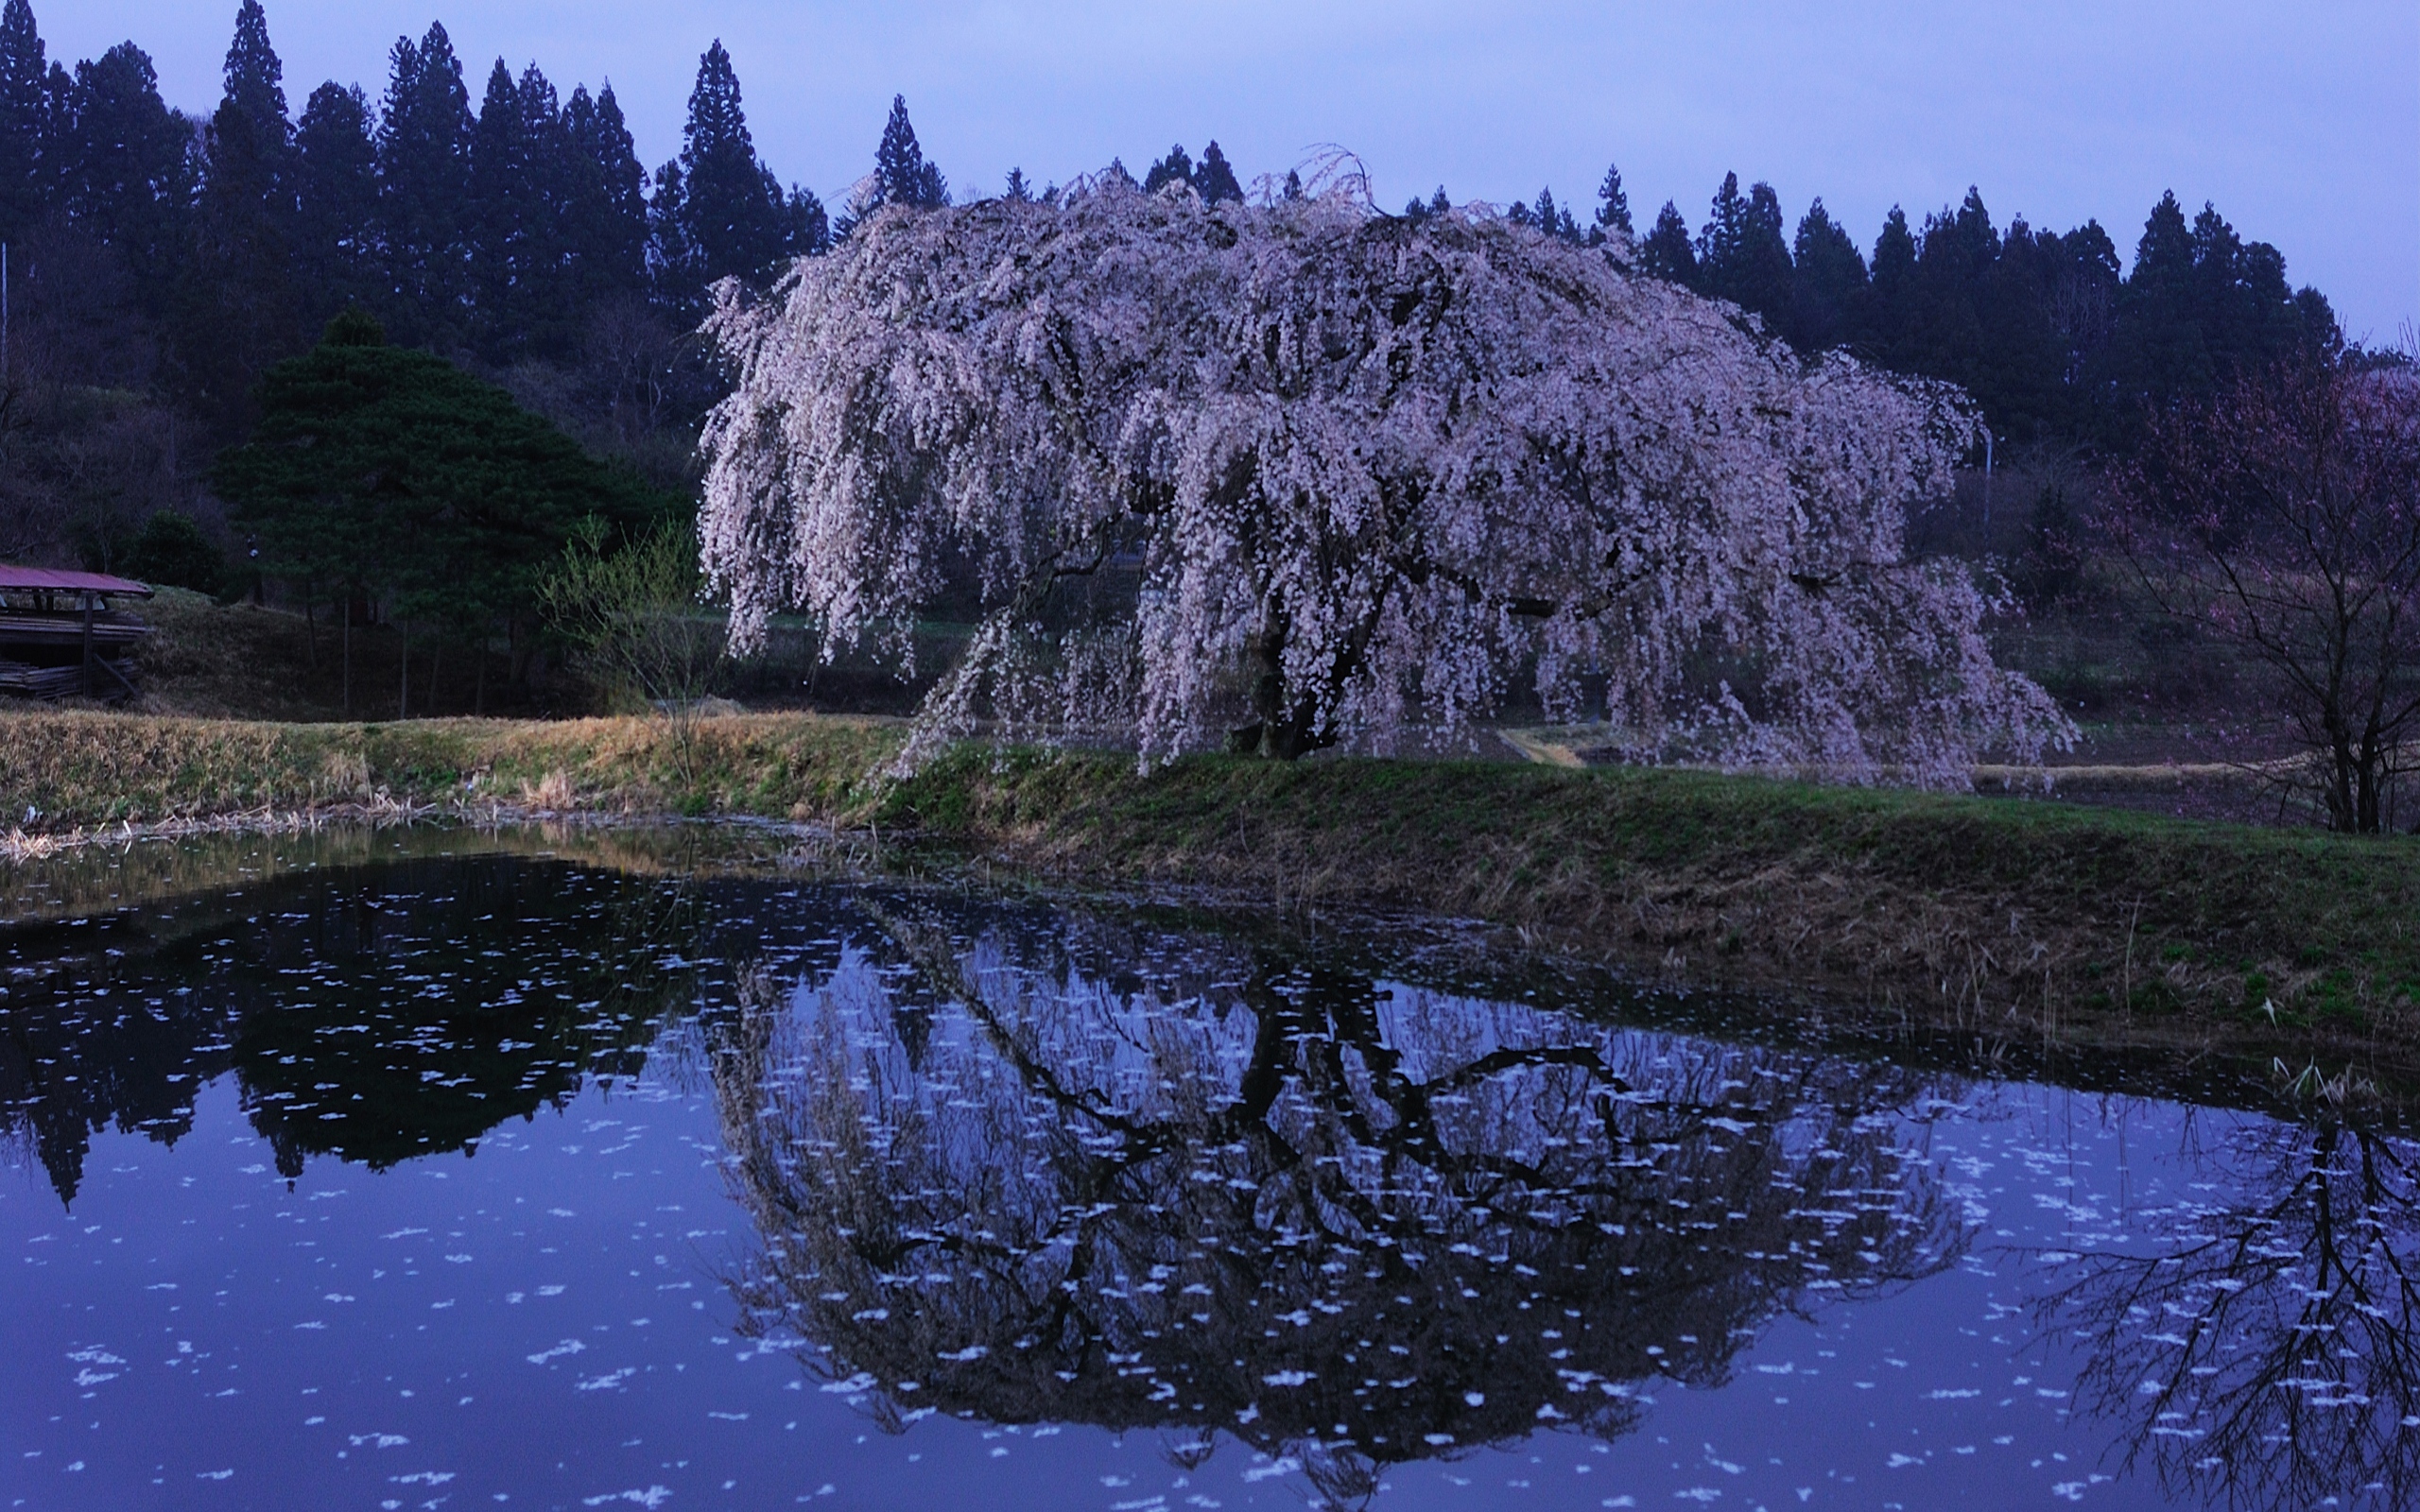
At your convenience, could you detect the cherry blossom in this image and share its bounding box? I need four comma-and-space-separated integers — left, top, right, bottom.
700, 174, 2070, 782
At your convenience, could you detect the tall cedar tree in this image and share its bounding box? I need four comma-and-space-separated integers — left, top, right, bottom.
184, 0, 301, 434
1696, 173, 1790, 327
1865, 207, 1918, 366
376, 23, 473, 344
0, 0, 49, 240
1788, 198, 1865, 353
469, 60, 574, 359
291, 82, 379, 320
657, 42, 799, 311
1594, 163, 1631, 237
563, 83, 648, 310
220, 1, 286, 154
62, 43, 193, 301
1638, 200, 1697, 287
1140, 143, 1191, 194
871, 94, 946, 210
1194, 142, 1242, 204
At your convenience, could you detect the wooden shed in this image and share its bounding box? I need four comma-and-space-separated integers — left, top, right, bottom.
0, 567, 154, 701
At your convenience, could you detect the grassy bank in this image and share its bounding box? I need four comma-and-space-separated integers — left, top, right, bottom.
4, 708, 2414, 1089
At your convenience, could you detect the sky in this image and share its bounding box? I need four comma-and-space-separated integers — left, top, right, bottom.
46, 0, 2420, 343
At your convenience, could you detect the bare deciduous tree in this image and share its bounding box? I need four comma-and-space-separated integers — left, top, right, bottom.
2122, 355, 2420, 832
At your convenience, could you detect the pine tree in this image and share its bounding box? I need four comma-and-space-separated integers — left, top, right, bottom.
1193, 141, 1242, 204
0, 0, 52, 240
872, 94, 946, 210
1593, 162, 1630, 237
667, 41, 792, 302
376, 23, 474, 342
61, 43, 194, 294
1426, 186, 1449, 217
1788, 198, 1866, 353
1141, 143, 1192, 194
1639, 200, 1697, 286
1001, 166, 1031, 202
292, 81, 377, 319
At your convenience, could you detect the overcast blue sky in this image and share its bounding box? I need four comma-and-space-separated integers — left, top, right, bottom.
46, 1, 2420, 341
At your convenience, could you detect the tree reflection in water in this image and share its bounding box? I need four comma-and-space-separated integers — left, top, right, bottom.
2047, 1114, 2420, 1510
0, 854, 701, 1197
713, 907, 1968, 1505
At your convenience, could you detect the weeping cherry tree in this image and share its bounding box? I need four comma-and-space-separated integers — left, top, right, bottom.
699, 168, 2070, 782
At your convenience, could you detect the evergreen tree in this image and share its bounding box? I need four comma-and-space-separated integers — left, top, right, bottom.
182, 0, 301, 431
469, 59, 576, 357
1695, 173, 1790, 324
1426, 186, 1450, 217
1141, 142, 1192, 194
646, 157, 689, 302
871, 94, 946, 210
1899, 189, 1995, 390
1639, 199, 1697, 286
376, 23, 475, 342
665, 41, 793, 303
1864, 207, 1918, 363
1531, 186, 1579, 242
61, 43, 194, 295
215, 309, 669, 711
1001, 166, 1031, 202
1193, 141, 1242, 204
220, 0, 287, 155
781, 180, 828, 256
292, 81, 378, 318
1787, 198, 1865, 353
1696, 172, 1747, 279
562, 82, 648, 311
187, 97, 302, 431
1593, 162, 1630, 237
0, 0, 52, 240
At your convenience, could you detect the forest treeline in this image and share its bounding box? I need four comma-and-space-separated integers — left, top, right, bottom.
0, 0, 2377, 594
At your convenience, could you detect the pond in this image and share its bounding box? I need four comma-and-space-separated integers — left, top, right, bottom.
1, 830, 2412, 1511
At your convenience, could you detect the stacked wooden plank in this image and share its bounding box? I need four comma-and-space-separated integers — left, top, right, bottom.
0, 567, 156, 703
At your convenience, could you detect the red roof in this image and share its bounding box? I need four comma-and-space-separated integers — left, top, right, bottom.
0, 567, 155, 597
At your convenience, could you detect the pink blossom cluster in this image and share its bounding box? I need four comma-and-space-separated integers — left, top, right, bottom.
699, 174, 2071, 783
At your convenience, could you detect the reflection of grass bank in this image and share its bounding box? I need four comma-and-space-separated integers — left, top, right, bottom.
3, 709, 2415, 1084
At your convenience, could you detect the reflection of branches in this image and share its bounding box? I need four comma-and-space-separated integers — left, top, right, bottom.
714, 905, 1967, 1504
2047, 1118, 2420, 1510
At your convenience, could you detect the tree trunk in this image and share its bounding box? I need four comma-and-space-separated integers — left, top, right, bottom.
475, 626, 487, 716
398, 622, 409, 721
341, 604, 352, 715
1224, 617, 1336, 760
429, 637, 443, 716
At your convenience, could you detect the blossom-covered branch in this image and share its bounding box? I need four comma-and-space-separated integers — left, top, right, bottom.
700, 173, 2070, 782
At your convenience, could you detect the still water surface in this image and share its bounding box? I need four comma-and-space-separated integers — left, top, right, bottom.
1, 831, 2411, 1511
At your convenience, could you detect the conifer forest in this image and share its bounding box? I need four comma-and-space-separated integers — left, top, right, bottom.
0, 0, 2366, 603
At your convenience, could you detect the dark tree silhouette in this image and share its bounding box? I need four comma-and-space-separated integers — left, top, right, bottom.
2119, 353, 2420, 832
712, 905, 1965, 1505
